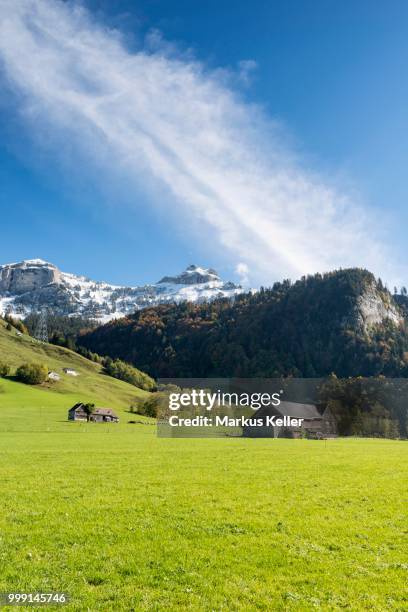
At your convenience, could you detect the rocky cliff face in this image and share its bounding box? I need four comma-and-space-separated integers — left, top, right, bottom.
353, 281, 402, 331
158, 265, 220, 285
0, 259, 61, 294
0, 259, 243, 321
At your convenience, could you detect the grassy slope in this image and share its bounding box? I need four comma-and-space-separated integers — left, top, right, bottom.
0, 319, 149, 427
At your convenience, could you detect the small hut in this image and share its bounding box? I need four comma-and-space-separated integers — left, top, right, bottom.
63, 368, 79, 377
48, 371, 61, 381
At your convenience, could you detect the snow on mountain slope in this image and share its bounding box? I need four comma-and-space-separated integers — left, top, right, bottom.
0, 260, 244, 322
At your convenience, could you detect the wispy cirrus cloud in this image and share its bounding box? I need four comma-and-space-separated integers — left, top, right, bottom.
0, 0, 397, 283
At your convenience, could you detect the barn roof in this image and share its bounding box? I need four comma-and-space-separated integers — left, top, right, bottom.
278, 401, 321, 419
92, 407, 118, 417
69, 403, 86, 412
254, 401, 322, 420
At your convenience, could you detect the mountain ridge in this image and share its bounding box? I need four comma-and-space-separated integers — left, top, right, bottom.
78, 268, 408, 379
0, 259, 244, 322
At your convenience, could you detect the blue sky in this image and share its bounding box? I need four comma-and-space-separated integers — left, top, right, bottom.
0, 0, 407, 286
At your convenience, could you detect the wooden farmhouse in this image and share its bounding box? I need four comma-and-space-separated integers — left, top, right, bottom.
243, 401, 337, 439
68, 403, 119, 423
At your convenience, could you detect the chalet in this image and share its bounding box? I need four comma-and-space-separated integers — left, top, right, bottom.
63, 368, 79, 376
243, 401, 337, 439
68, 403, 119, 423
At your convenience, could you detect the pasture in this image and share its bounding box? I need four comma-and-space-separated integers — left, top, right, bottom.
0, 382, 406, 610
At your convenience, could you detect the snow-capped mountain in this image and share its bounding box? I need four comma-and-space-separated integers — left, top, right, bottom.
0, 260, 244, 322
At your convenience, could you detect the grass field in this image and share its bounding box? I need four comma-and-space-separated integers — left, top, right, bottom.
0, 385, 407, 610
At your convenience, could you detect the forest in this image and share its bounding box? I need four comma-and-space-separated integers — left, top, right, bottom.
78, 268, 408, 380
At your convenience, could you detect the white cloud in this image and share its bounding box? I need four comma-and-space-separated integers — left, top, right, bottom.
0, 0, 398, 284
237, 59, 257, 85
236, 262, 250, 285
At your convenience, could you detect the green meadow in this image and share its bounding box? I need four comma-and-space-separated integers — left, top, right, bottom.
0, 389, 407, 610
0, 323, 407, 610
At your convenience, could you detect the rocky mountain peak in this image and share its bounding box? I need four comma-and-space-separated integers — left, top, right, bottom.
0, 259, 243, 321
158, 265, 222, 285
0, 259, 61, 295
23, 258, 55, 266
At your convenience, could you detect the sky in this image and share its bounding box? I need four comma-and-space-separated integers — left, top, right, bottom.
0, 0, 407, 287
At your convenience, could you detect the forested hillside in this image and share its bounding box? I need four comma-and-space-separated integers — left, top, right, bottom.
79, 268, 408, 379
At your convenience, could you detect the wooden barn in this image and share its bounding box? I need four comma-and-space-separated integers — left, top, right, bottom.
243, 401, 337, 439
89, 408, 119, 423
68, 404, 119, 423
